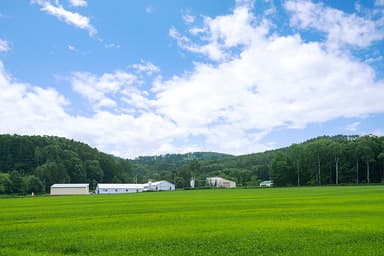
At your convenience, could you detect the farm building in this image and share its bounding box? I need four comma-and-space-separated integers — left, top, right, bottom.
95, 184, 145, 194
50, 184, 89, 195
207, 177, 236, 188
259, 180, 273, 187
144, 180, 175, 191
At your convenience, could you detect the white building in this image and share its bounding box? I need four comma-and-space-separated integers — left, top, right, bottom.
207, 177, 236, 188
259, 180, 273, 187
50, 184, 89, 195
95, 183, 145, 194
145, 180, 175, 191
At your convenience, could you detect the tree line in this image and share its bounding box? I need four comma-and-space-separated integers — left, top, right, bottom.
132, 135, 384, 187
1, 134, 383, 194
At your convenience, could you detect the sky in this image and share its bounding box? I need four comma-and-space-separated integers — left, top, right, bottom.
0, 0, 384, 159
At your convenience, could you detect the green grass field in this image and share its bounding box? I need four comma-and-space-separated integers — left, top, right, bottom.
1, 186, 384, 256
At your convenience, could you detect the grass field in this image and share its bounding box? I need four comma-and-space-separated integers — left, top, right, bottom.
1, 186, 384, 256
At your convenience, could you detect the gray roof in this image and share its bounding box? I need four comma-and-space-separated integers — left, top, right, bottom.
51, 184, 89, 188
96, 183, 145, 189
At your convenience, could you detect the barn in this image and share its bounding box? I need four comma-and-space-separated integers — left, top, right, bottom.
145, 180, 175, 191
95, 183, 145, 194
50, 184, 89, 195
207, 177, 236, 188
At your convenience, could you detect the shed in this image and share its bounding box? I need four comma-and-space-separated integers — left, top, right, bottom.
145, 180, 175, 191
207, 177, 236, 188
95, 183, 145, 194
50, 184, 89, 195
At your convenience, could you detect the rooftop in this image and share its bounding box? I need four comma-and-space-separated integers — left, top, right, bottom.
51, 184, 89, 188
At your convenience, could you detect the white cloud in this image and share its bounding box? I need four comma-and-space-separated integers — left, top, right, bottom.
170, 6, 270, 61
0, 61, 69, 135
69, 0, 87, 7
345, 122, 360, 132
67, 44, 76, 51
104, 43, 120, 49
132, 60, 160, 75
0, 61, 183, 158
71, 70, 138, 110
3, 2, 384, 158
285, 0, 384, 48
0, 39, 10, 52
32, 0, 96, 36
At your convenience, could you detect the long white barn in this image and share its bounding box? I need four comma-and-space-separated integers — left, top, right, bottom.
95, 180, 176, 194
95, 183, 145, 194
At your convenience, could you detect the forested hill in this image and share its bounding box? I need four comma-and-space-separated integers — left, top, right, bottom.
132, 135, 384, 188
1, 134, 384, 194
0, 134, 132, 194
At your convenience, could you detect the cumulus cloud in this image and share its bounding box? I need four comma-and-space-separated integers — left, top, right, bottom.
285, 0, 384, 48
71, 70, 138, 110
132, 60, 160, 75
69, 0, 87, 7
32, 0, 96, 36
0, 61, 69, 135
0, 39, 10, 52
3, 1, 384, 158
0, 61, 183, 158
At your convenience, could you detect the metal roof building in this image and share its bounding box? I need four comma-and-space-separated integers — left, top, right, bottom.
95, 183, 145, 194
50, 184, 89, 195
207, 177, 236, 188
144, 180, 175, 191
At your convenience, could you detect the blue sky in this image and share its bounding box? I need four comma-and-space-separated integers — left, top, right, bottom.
0, 0, 383, 158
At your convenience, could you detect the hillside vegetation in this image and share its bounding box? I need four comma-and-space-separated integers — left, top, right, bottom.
132, 135, 384, 187
0, 134, 383, 194
0, 135, 132, 194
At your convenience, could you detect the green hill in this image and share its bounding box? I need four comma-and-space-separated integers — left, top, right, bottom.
0, 134, 132, 194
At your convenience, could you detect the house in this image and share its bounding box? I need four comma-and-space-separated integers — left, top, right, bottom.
144, 180, 175, 191
50, 184, 89, 195
207, 177, 236, 188
259, 180, 273, 187
95, 183, 145, 194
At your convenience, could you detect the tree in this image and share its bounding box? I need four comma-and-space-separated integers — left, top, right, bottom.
270, 153, 295, 186
329, 142, 343, 185
0, 173, 12, 194
9, 170, 25, 194
378, 152, 384, 183
290, 144, 303, 186
24, 175, 44, 193
188, 159, 200, 183
356, 137, 375, 184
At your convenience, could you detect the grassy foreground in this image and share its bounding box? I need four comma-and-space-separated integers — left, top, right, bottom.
1, 186, 384, 256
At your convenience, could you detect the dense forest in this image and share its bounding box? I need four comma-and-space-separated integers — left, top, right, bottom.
0, 134, 383, 194
0, 135, 132, 194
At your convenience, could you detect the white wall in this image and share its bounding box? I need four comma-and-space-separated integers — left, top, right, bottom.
50, 187, 89, 195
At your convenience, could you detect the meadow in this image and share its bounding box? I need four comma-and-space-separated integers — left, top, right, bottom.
1, 186, 384, 256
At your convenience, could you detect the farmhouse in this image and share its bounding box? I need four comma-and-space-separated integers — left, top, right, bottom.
50, 184, 89, 195
95, 183, 145, 194
145, 180, 175, 191
207, 177, 236, 188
